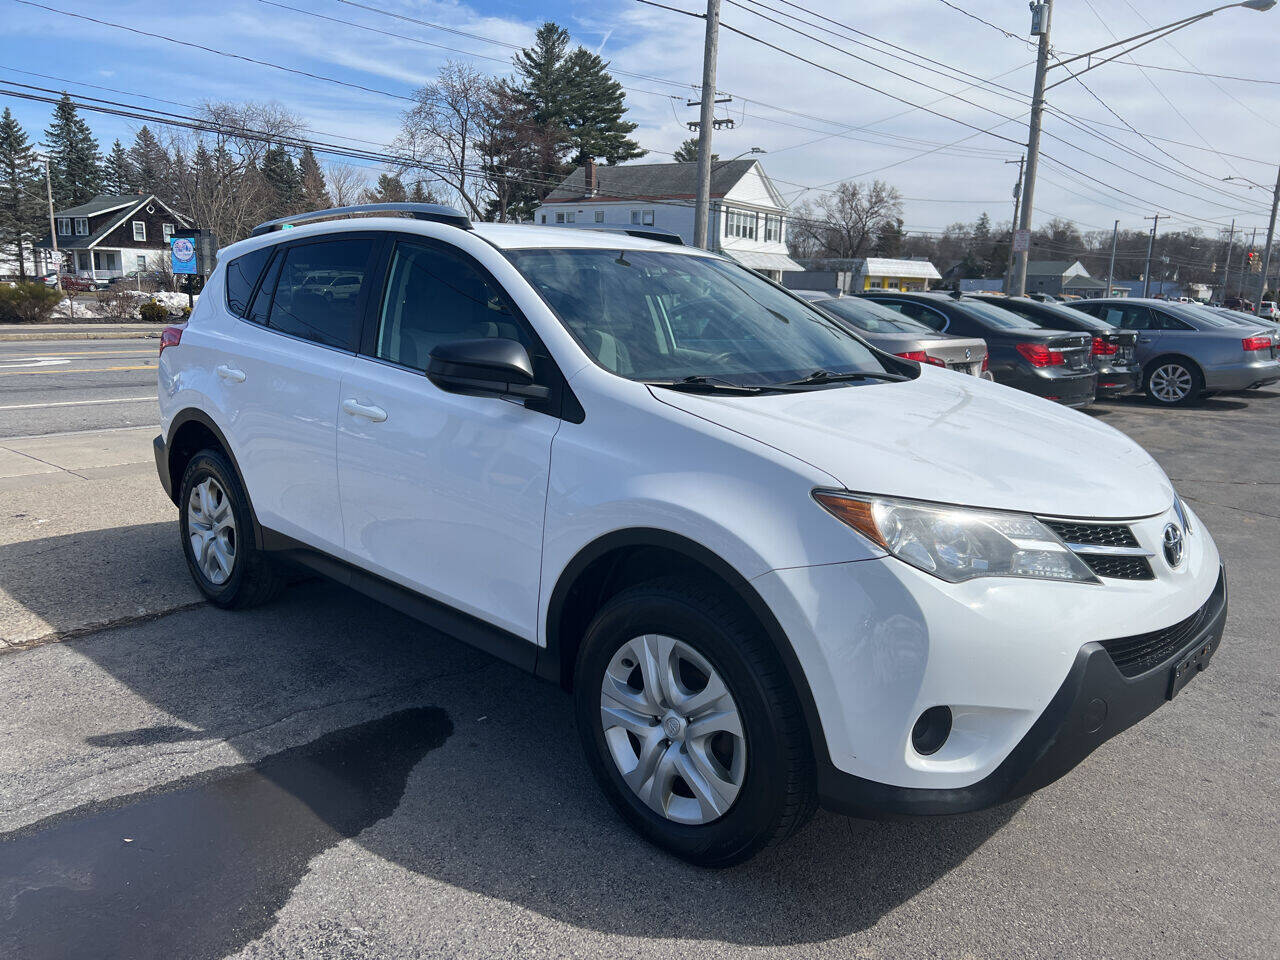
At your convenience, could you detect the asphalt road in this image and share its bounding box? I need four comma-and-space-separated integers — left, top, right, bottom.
0, 338, 159, 438
0, 383, 1277, 959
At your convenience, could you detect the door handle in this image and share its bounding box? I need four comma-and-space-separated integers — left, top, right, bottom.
342, 398, 388, 423
1137, 336, 1154, 343
216, 364, 246, 383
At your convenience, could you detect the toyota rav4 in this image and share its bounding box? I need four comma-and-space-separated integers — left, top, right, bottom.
155, 204, 1226, 866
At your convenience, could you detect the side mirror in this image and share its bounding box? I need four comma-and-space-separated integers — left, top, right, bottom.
426, 338, 550, 401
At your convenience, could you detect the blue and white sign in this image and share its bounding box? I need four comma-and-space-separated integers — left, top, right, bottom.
171, 236, 197, 275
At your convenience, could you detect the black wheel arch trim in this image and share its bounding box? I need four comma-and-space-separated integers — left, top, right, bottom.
162, 409, 265, 548
538, 527, 835, 773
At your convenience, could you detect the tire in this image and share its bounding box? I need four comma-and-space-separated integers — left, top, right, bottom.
574, 577, 816, 867
1145, 359, 1203, 406
178, 448, 285, 609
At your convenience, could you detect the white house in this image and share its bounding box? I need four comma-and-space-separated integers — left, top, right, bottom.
533, 159, 803, 281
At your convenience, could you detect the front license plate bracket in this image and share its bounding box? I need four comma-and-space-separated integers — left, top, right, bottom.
1168, 635, 1218, 699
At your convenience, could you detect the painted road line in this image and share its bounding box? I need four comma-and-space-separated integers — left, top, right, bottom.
0, 396, 155, 411
0, 364, 156, 377
0, 359, 71, 369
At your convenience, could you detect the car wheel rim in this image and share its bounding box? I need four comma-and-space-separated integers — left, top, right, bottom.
187, 477, 236, 585
1150, 364, 1192, 402
599, 634, 747, 825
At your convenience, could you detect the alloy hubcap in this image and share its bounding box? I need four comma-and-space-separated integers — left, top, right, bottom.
187, 477, 236, 585
600, 634, 747, 825
1151, 364, 1192, 402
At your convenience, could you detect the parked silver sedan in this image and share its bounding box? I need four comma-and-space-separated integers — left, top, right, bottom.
791, 291, 990, 378
1071, 298, 1280, 405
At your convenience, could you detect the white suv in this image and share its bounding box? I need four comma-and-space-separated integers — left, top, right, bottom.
156, 204, 1226, 866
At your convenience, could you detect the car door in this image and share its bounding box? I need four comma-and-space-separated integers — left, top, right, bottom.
220, 233, 379, 554
1094, 303, 1158, 367
336, 235, 561, 641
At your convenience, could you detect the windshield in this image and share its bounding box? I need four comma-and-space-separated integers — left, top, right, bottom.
507, 248, 890, 385
998, 297, 1111, 332
814, 297, 936, 334
954, 299, 1043, 330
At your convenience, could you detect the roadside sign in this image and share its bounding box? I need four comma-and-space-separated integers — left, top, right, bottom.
1013, 230, 1031, 254
171, 236, 197, 275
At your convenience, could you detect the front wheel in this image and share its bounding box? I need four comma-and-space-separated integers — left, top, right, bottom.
1145, 360, 1203, 406
574, 578, 815, 867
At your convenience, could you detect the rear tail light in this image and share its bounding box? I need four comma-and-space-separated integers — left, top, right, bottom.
1242, 336, 1271, 352
1015, 342, 1065, 367
981, 354, 989, 372
159, 325, 184, 356
895, 350, 945, 367
1092, 337, 1119, 356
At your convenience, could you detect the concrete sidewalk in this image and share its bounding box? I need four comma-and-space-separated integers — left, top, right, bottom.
0, 426, 200, 650
0, 323, 163, 342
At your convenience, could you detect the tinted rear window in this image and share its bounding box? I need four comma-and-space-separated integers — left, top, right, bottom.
816, 297, 935, 334
265, 239, 375, 350
224, 246, 273, 318
954, 299, 1041, 330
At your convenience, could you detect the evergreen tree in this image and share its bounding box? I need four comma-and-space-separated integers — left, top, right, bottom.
362, 172, 407, 204
128, 126, 170, 197
298, 145, 331, 210
0, 108, 44, 278
260, 145, 302, 218
43, 93, 102, 206
407, 178, 439, 203
103, 139, 134, 194
561, 46, 644, 166
672, 137, 717, 164
508, 22, 574, 207
872, 217, 906, 258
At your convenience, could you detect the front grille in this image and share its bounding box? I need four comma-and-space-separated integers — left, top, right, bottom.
1042, 520, 1140, 549
1082, 555, 1154, 581
1100, 572, 1227, 677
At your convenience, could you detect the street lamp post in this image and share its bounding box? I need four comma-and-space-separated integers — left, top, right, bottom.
1009, 0, 1276, 297
1226, 169, 1280, 311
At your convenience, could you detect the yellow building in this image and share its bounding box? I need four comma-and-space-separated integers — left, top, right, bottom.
857, 258, 942, 292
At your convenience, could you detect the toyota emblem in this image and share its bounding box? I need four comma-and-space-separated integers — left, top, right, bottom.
1163, 523, 1185, 568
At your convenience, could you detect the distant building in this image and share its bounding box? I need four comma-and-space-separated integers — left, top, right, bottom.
534, 159, 802, 280
33, 194, 192, 280
782, 257, 942, 294
1025, 260, 1110, 298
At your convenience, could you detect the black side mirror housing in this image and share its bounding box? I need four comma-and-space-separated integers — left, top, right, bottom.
426, 338, 550, 400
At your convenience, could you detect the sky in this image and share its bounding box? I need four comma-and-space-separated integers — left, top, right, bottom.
1, 0, 1277, 241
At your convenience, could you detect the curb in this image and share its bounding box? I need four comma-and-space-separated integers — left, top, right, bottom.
0, 330, 161, 342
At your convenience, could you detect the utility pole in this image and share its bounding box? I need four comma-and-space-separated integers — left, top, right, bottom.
1010, 0, 1053, 298
1221, 218, 1236, 305
692, 0, 722, 250
1106, 220, 1120, 297
42, 156, 61, 294
1003, 156, 1025, 294
1256, 163, 1280, 309
1142, 214, 1162, 298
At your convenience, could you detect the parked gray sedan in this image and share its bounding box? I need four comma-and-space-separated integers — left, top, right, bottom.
791, 291, 990, 378
1071, 298, 1280, 405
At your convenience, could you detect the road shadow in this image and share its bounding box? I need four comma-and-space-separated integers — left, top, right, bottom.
3, 535, 1019, 948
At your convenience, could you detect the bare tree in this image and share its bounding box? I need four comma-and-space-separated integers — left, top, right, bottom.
324, 161, 367, 207
790, 180, 904, 260
397, 60, 492, 218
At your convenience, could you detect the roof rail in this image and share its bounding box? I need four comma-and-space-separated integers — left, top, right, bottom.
250, 203, 472, 237
588, 226, 685, 246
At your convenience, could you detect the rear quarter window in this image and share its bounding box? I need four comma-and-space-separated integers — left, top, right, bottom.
224, 246, 273, 318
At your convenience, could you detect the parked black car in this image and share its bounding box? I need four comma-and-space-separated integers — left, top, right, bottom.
858, 291, 1097, 407
972, 295, 1141, 398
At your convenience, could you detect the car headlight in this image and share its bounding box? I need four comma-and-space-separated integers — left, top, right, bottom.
813, 491, 1099, 584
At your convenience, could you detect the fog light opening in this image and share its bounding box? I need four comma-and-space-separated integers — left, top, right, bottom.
912, 706, 953, 756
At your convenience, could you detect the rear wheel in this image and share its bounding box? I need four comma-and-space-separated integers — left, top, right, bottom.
1145, 360, 1203, 406
574, 577, 815, 867
179, 449, 285, 609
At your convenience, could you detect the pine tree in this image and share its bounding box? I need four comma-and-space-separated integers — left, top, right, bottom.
103, 140, 134, 194
408, 179, 439, 203
561, 46, 644, 166
0, 108, 44, 278
43, 93, 102, 206
672, 137, 716, 163
298, 146, 331, 210
508, 22, 574, 208
128, 126, 170, 198
260, 145, 302, 218
362, 173, 407, 204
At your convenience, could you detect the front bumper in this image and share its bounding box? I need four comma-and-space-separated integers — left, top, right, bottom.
816, 566, 1226, 817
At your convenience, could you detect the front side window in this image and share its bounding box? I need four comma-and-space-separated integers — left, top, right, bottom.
265, 238, 373, 350
132, 221, 146, 241
376, 241, 527, 372
507, 248, 889, 385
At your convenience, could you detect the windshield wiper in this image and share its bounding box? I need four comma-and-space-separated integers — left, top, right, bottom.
645, 376, 771, 395
781, 369, 909, 386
